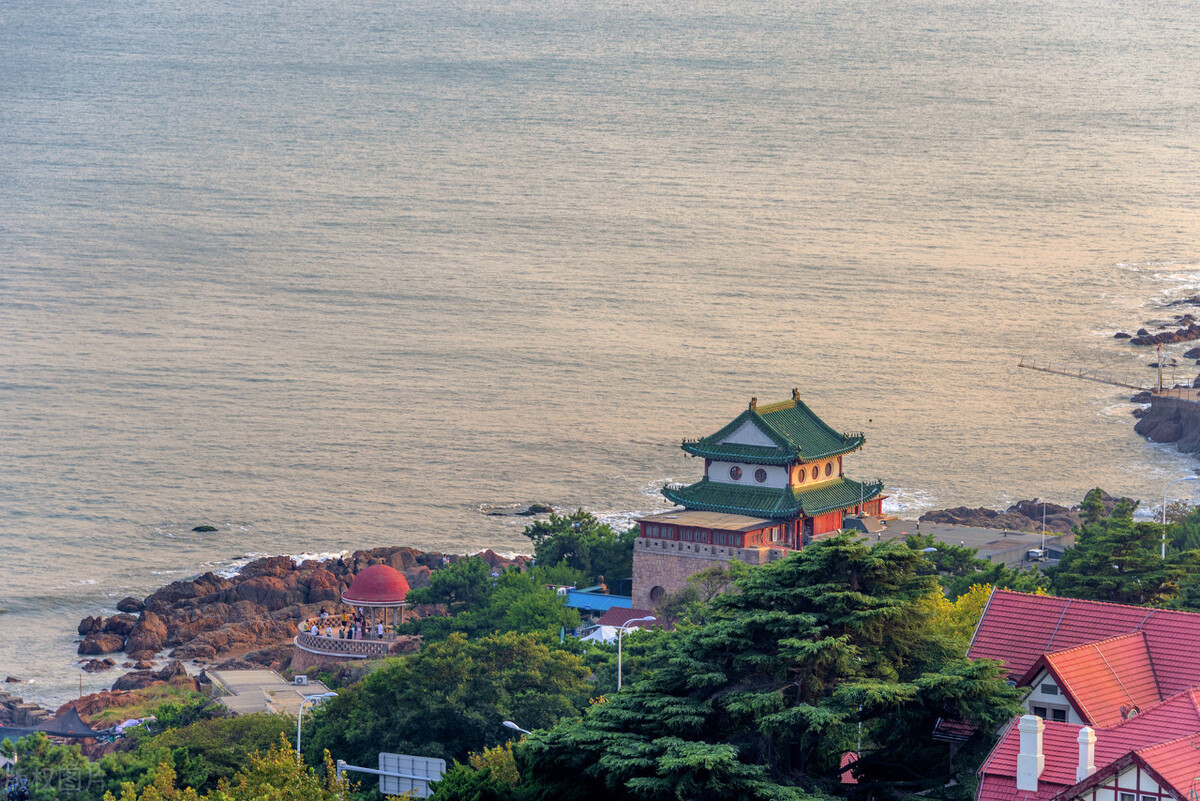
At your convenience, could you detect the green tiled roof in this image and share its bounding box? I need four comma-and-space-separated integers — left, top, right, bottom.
681, 395, 865, 464
663, 477, 884, 519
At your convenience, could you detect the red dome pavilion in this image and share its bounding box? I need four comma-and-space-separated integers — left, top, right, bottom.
341, 564, 410, 607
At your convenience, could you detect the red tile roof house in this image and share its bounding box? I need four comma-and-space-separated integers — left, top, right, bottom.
969, 589, 1200, 800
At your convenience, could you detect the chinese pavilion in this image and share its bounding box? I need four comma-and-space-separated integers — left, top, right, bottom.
632, 390, 884, 608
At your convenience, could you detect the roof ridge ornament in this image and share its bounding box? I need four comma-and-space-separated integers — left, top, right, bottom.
749, 397, 757, 412
792, 387, 800, 402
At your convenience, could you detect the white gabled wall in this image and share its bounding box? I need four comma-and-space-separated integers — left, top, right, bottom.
1024, 669, 1085, 725
708, 461, 789, 489
717, 419, 778, 448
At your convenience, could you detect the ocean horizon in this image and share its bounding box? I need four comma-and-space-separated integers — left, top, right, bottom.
2, 0, 1198, 704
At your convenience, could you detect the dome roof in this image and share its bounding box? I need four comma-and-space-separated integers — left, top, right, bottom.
342, 564, 410, 606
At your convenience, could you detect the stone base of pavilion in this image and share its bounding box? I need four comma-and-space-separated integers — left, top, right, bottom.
291, 632, 420, 672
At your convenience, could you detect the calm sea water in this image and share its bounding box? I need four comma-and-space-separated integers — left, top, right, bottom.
2, 0, 1198, 704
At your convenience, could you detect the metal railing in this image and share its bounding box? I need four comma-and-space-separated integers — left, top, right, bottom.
294, 631, 388, 659
1017, 358, 1155, 392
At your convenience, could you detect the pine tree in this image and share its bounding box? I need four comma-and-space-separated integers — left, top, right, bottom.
519, 534, 1021, 800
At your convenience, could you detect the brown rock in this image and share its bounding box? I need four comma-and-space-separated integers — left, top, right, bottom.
116, 596, 145, 614
239, 556, 296, 579
125, 611, 168, 654
79, 632, 125, 655
403, 565, 432, 589
80, 658, 115, 673
78, 616, 104, 636
111, 660, 195, 693
168, 619, 299, 661
303, 569, 341, 604
104, 614, 139, 637
236, 576, 301, 610
388, 636, 421, 655
386, 548, 419, 570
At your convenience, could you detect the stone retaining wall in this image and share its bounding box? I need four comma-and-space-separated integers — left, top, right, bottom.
631, 538, 790, 608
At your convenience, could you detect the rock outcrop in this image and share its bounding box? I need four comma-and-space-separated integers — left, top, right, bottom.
1135, 394, 1200, 452
75, 545, 529, 689
918, 494, 1131, 534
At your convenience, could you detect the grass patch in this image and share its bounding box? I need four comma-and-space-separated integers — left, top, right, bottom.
85, 684, 208, 727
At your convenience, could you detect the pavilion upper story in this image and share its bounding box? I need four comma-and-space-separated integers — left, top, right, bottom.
646, 390, 884, 549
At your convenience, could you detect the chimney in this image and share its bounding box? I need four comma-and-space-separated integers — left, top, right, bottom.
1016, 714, 1045, 792
1076, 726, 1096, 782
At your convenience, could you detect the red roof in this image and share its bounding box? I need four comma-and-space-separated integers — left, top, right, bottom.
1019, 632, 1161, 727
978, 688, 1200, 800
342, 564, 409, 605
969, 589, 1200, 695
595, 607, 659, 628
1134, 735, 1200, 790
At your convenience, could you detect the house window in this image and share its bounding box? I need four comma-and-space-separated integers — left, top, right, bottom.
1142, 795, 1156, 801
1032, 706, 1047, 719
1051, 709, 1067, 722
1042, 682, 1059, 696
1119, 793, 1135, 801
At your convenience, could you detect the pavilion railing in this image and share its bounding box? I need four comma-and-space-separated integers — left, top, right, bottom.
294, 632, 389, 659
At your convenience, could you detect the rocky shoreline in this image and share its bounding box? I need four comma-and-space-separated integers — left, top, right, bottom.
72, 546, 528, 695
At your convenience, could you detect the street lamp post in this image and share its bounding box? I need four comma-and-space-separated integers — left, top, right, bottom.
1161, 476, 1200, 558
296, 692, 338, 756
616, 616, 656, 691
502, 720, 532, 736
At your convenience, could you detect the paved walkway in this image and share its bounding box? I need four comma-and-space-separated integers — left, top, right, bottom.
872, 519, 1070, 568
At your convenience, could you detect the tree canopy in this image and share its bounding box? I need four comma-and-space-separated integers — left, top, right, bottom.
301, 632, 593, 771
1048, 490, 1184, 605
519, 534, 1022, 800
522, 510, 636, 587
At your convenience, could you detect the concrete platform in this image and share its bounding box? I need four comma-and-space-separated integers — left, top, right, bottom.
871, 520, 1072, 568
207, 669, 332, 716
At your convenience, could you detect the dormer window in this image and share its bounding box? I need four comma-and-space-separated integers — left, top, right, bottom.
1042, 682, 1059, 696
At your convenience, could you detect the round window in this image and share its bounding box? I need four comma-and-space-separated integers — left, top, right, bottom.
755, 468, 767, 483
798, 468, 806, 482
825, 463, 833, 477
729, 466, 743, 480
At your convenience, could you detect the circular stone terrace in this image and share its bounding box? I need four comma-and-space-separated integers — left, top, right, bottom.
293, 564, 410, 660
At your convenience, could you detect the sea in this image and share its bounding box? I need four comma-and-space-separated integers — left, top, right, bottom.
1, 0, 1198, 706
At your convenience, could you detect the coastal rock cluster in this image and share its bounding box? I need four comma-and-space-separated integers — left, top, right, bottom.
1135, 395, 1200, 452
918, 495, 1128, 534
76, 547, 527, 692
1129, 320, 1200, 347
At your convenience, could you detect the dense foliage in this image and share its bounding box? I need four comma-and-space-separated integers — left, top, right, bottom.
521, 510, 637, 588
402, 563, 583, 642
518, 534, 1023, 801
1048, 489, 1186, 606
301, 632, 592, 771
100, 738, 349, 801
904, 533, 1049, 599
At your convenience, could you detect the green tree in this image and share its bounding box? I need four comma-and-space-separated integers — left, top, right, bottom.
101, 738, 350, 801
402, 567, 581, 643
302, 632, 592, 771
905, 533, 1050, 600
1048, 494, 1183, 605
519, 535, 1021, 800
406, 557, 493, 610
98, 713, 296, 797
2, 733, 102, 801
655, 562, 747, 624
522, 510, 636, 587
